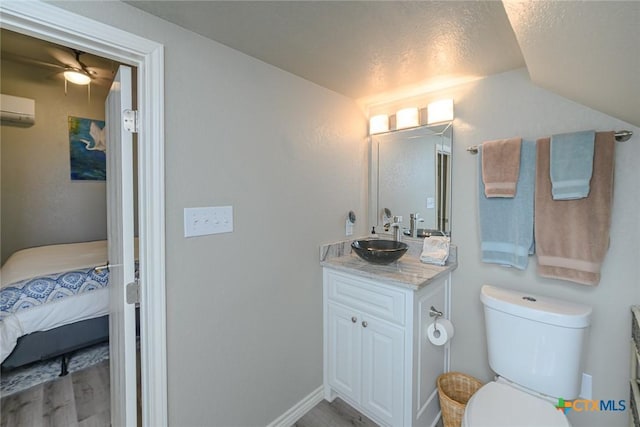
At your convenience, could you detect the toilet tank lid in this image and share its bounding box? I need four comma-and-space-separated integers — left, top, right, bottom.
481, 285, 592, 328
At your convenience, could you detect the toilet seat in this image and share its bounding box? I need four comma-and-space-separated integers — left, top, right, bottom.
462, 381, 571, 427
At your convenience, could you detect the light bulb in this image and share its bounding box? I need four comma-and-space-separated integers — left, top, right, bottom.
396, 107, 419, 129
64, 68, 91, 85
369, 114, 389, 134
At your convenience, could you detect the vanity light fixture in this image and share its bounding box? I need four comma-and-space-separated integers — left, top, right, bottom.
427, 99, 454, 124
396, 107, 419, 129
369, 114, 390, 134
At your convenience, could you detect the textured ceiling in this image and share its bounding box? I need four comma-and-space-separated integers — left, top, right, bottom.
504, 1, 640, 127
126, 1, 525, 101
4, 2, 636, 127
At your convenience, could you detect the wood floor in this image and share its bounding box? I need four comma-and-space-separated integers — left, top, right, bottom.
0, 360, 110, 427
2, 360, 374, 427
294, 399, 444, 427
294, 398, 379, 427
2, 362, 375, 427
2, 358, 437, 427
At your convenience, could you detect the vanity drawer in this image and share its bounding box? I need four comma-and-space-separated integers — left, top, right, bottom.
325, 270, 406, 326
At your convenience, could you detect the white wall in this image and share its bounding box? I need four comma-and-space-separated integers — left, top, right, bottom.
1, 59, 109, 263
426, 68, 638, 427
51, 2, 368, 425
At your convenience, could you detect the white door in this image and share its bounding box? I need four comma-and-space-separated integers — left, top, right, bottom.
327, 303, 362, 403
361, 317, 404, 426
106, 65, 137, 426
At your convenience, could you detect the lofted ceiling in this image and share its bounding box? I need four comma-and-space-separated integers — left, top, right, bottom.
127, 0, 639, 127
126, 1, 525, 102
503, 1, 640, 128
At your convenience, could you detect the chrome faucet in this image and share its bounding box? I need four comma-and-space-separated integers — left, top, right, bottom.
409, 213, 425, 238
383, 216, 403, 241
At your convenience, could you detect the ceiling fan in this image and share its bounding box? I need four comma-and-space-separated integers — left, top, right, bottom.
1, 29, 117, 102
1, 39, 116, 88
62, 49, 94, 85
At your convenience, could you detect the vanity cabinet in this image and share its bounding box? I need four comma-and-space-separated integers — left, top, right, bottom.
323, 268, 451, 427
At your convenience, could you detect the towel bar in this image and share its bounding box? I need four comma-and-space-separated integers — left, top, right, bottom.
466, 130, 633, 154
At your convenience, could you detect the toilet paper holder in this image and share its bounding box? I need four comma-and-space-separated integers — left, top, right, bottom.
429, 306, 443, 331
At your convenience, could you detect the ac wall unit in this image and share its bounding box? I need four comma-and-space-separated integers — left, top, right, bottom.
1, 94, 35, 126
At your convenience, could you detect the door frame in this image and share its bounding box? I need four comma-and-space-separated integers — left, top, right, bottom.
0, 2, 168, 425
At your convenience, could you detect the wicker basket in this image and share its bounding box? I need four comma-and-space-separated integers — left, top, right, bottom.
437, 372, 483, 427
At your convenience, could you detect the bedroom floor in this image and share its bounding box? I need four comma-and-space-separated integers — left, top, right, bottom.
0, 359, 110, 427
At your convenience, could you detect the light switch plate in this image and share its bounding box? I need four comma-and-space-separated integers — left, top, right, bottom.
184, 206, 233, 237
426, 197, 435, 209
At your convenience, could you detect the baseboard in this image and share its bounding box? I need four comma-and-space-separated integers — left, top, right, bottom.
267, 385, 324, 427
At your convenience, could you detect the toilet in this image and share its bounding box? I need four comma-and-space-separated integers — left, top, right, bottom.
462, 285, 592, 427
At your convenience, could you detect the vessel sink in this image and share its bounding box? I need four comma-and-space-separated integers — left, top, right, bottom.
416, 229, 446, 238
351, 239, 409, 265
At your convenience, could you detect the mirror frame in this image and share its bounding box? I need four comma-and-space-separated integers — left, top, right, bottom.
369, 122, 453, 236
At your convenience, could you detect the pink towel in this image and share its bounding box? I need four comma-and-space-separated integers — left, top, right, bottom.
534, 132, 615, 285
481, 137, 522, 197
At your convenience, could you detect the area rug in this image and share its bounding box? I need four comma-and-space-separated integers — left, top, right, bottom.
0, 342, 109, 397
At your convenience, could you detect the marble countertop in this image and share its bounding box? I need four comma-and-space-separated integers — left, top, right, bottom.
320, 236, 457, 291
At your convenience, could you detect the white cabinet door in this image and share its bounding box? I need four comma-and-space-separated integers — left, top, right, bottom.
361, 317, 405, 427
327, 303, 362, 403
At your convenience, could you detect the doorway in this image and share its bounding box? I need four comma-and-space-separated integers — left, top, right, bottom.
0, 2, 167, 425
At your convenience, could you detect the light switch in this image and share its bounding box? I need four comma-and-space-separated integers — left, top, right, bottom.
426, 197, 435, 209
184, 206, 233, 237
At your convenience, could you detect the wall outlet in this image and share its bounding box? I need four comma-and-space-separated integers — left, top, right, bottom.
345, 219, 354, 236
184, 206, 233, 237
579, 373, 592, 399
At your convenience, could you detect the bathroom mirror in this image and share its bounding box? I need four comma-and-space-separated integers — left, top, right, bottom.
370, 122, 452, 236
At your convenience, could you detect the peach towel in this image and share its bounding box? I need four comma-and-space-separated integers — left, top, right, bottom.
534, 132, 615, 285
481, 137, 522, 197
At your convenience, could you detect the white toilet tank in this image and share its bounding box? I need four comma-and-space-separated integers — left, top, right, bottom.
480, 285, 592, 399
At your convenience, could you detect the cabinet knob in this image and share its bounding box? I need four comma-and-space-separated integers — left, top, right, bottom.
362, 321, 368, 328
351, 316, 357, 323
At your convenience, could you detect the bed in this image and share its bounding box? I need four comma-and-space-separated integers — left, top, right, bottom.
0, 240, 129, 372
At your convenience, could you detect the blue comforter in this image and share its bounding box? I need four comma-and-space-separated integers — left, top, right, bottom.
0, 267, 109, 321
